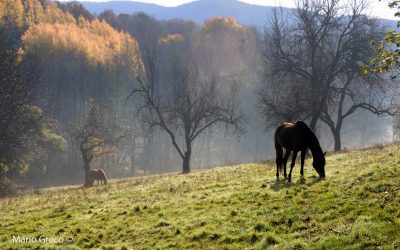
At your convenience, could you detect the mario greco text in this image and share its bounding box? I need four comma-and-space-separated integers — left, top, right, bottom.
12, 236, 73, 244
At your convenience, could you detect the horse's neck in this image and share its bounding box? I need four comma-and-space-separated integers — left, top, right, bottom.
309, 142, 323, 158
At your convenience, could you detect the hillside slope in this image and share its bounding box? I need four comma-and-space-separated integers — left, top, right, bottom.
0, 145, 399, 249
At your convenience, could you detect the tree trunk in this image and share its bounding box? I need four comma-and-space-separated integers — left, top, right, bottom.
333, 132, 341, 151
182, 149, 191, 174
130, 132, 136, 177
83, 160, 91, 187
309, 113, 319, 132
333, 129, 341, 151
182, 124, 192, 174
130, 145, 135, 177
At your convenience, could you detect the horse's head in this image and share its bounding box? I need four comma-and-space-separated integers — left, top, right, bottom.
312, 151, 326, 178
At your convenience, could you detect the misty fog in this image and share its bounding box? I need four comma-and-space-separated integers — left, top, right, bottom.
0, 0, 397, 190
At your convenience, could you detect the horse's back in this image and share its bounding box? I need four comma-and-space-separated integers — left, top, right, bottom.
89, 169, 95, 176
294, 121, 314, 133
89, 169, 105, 178
275, 121, 310, 151
88, 168, 107, 185
274, 122, 294, 139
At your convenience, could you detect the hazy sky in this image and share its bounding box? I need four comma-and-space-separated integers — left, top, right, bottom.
74, 0, 396, 20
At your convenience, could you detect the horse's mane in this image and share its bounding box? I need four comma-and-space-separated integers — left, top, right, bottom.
295, 121, 324, 164
294, 121, 320, 147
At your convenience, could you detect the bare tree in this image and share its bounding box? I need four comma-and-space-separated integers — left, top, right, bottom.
259, 0, 399, 150
76, 100, 119, 186
128, 60, 242, 173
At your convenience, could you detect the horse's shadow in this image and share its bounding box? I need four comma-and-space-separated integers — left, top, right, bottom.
269, 176, 322, 191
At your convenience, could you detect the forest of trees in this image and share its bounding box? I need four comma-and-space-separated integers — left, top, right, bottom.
0, 0, 398, 194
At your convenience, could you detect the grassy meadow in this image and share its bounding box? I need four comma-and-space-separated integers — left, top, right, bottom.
0, 144, 399, 249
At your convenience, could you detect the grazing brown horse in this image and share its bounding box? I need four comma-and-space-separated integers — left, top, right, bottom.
88, 169, 108, 186
274, 121, 326, 182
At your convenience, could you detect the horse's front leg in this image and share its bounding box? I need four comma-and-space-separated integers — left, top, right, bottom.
288, 151, 298, 182
283, 150, 291, 178
300, 149, 306, 176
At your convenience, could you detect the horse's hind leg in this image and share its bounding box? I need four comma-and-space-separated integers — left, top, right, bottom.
288, 151, 298, 182
283, 150, 290, 178
300, 149, 306, 176
275, 145, 283, 179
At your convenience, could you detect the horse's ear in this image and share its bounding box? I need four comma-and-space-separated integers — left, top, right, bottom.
324, 151, 327, 156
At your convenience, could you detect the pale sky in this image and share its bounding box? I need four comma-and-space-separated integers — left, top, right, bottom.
75, 0, 396, 20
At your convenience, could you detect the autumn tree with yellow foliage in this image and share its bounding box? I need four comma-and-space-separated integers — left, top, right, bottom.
0, 0, 143, 188
1, 1, 262, 188
0, 0, 71, 194
22, 16, 142, 185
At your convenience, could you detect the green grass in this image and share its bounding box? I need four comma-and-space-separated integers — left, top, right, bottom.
1, 144, 400, 249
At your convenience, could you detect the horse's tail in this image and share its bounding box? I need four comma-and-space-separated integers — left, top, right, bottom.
274, 127, 283, 174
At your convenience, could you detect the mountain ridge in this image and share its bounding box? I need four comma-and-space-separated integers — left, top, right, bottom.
80, 0, 397, 28
80, 0, 292, 26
